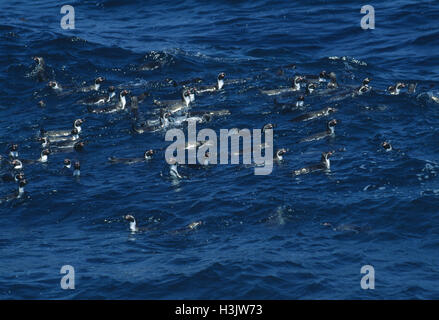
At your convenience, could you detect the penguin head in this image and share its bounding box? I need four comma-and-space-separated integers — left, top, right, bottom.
382, 141, 392, 151
396, 82, 406, 90
262, 123, 275, 131
277, 148, 287, 157
322, 151, 333, 160
48, 81, 57, 88
293, 75, 304, 83
327, 107, 337, 114
363, 77, 371, 85
95, 77, 105, 84
328, 119, 338, 128
124, 215, 136, 223
144, 149, 155, 159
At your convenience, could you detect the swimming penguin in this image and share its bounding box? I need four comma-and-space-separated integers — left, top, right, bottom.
244, 123, 274, 151
89, 90, 129, 113
63, 159, 72, 169
274, 148, 287, 161
1, 172, 25, 183
132, 111, 171, 133
0, 179, 27, 203
153, 89, 191, 114
124, 214, 139, 232
41, 119, 84, 137
357, 77, 372, 95
47, 128, 80, 144
407, 83, 417, 94
131, 91, 151, 122
261, 75, 304, 96
80, 77, 105, 92
171, 113, 207, 126
73, 162, 80, 177
138, 60, 161, 71
188, 87, 196, 102
306, 83, 317, 95
189, 109, 231, 119
78, 86, 116, 105
31, 56, 47, 82
292, 151, 333, 176
164, 78, 178, 87
274, 95, 305, 112
290, 106, 337, 122
201, 151, 210, 166
196, 72, 226, 94
187, 221, 202, 230
39, 137, 49, 148
33, 56, 45, 69
124, 214, 154, 232
382, 141, 392, 152
181, 86, 197, 103
304, 70, 329, 83
170, 220, 203, 234
48, 81, 63, 92
175, 77, 204, 87
327, 73, 338, 89
11, 160, 23, 171
387, 82, 405, 95
17, 179, 27, 198
59, 159, 72, 175
8, 144, 19, 159
37, 100, 46, 108
296, 95, 305, 108
169, 159, 183, 179
299, 119, 338, 143
22, 149, 50, 164
322, 222, 366, 233
108, 150, 155, 164
50, 141, 85, 154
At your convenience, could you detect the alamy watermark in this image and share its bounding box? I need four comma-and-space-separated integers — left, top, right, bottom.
60, 5, 75, 30
60, 265, 75, 289
361, 265, 375, 289
165, 120, 274, 175
361, 5, 375, 30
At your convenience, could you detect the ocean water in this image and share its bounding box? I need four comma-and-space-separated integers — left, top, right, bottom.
1, 0, 439, 299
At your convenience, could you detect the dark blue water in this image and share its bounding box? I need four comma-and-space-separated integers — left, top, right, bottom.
1, 0, 439, 299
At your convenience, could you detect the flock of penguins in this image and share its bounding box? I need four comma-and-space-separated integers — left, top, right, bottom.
0, 55, 432, 232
